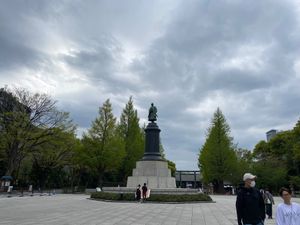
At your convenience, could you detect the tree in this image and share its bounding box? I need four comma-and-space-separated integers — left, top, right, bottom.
0, 119, 6, 175
29, 129, 78, 190
253, 140, 271, 161
292, 119, 300, 175
198, 108, 237, 193
81, 99, 125, 187
0, 87, 74, 176
67, 139, 87, 192
231, 148, 252, 186
252, 127, 295, 191
118, 97, 144, 183
166, 160, 176, 177
253, 159, 288, 192
159, 140, 176, 177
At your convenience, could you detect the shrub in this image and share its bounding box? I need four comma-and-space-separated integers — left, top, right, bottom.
91, 192, 135, 201
91, 192, 212, 202
146, 193, 212, 202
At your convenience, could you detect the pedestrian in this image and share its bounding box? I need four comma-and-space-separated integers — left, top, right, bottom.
260, 189, 264, 195
142, 183, 147, 201
236, 173, 265, 225
264, 188, 274, 219
276, 187, 300, 225
135, 184, 141, 202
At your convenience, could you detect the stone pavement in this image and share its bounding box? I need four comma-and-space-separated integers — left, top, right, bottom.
0, 194, 299, 225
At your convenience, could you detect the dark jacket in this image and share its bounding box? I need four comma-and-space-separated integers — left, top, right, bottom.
142, 185, 147, 194
136, 188, 141, 200
236, 187, 265, 225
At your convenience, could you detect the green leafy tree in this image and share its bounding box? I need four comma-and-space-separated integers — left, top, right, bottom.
67, 139, 87, 192
159, 140, 176, 177
166, 160, 176, 177
231, 148, 252, 185
0, 136, 6, 176
198, 108, 237, 193
0, 87, 74, 177
253, 140, 271, 161
81, 99, 125, 187
252, 126, 297, 191
289, 176, 300, 191
30, 129, 77, 189
269, 131, 293, 162
292, 119, 300, 175
159, 141, 166, 159
118, 97, 144, 183
253, 160, 288, 192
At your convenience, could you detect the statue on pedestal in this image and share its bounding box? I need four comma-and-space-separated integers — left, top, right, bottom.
126, 101, 176, 188
148, 103, 157, 122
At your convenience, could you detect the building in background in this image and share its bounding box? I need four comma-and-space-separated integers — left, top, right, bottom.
175, 170, 201, 188
266, 129, 278, 142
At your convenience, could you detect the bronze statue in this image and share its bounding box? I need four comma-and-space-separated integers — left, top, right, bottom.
148, 103, 157, 122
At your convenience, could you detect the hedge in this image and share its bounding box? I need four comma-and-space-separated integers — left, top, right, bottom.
90, 192, 212, 202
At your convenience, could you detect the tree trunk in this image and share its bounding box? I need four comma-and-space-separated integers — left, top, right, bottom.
5, 158, 15, 176
5, 144, 23, 177
213, 179, 225, 194
70, 168, 75, 193
98, 172, 104, 188
216, 180, 225, 194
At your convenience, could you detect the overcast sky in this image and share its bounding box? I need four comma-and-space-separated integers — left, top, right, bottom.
1, 0, 300, 170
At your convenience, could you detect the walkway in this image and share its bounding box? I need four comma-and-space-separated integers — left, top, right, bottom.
0, 194, 297, 225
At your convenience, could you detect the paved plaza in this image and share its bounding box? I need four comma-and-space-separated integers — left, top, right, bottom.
0, 194, 299, 225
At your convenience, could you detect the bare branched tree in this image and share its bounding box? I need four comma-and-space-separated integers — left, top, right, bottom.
0, 87, 76, 176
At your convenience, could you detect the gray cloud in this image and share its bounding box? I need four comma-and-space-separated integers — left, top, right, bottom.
133, 0, 299, 92
1, 0, 300, 170
128, 0, 300, 168
0, 36, 42, 72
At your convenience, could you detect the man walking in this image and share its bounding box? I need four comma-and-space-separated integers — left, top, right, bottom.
236, 173, 265, 225
264, 188, 274, 219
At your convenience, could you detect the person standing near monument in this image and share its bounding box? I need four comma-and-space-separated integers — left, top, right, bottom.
236, 173, 265, 225
142, 183, 148, 201
276, 187, 300, 225
135, 184, 141, 202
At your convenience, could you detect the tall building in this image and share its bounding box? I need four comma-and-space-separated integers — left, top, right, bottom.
266, 129, 278, 142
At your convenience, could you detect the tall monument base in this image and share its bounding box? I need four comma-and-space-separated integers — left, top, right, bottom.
126, 160, 176, 188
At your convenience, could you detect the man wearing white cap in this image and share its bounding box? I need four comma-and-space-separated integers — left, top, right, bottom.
236, 173, 265, 225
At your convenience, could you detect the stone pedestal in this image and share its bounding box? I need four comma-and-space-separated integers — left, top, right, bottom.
126, 160, 176, 188
142, 122, 163, 161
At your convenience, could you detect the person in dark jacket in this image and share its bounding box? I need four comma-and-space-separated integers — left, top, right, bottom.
236, 173, 265, 225
142, 183, 147, 201
135, 184, 141, 201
